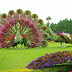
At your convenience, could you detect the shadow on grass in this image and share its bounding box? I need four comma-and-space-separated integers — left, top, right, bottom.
35, 63, 72, 72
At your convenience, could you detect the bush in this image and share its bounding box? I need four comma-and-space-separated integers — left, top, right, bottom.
26, 51, 72, 70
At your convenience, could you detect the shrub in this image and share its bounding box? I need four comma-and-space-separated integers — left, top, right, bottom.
26, 51, 72, 70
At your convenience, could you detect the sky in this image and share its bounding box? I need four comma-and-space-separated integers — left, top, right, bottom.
0, 0, 72, 24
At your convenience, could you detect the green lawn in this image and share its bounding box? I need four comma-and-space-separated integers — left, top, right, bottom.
0, 42, 72, 70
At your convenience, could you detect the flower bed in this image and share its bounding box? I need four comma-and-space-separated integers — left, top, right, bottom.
26, 51, 72, 70
0, 68, 33, 72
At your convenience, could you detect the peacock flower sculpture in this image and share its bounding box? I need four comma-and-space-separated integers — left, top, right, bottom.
0, 9, 49, 49
57, 31, 72, 47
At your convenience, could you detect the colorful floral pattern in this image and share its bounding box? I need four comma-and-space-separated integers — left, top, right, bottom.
0, 9, 48, 48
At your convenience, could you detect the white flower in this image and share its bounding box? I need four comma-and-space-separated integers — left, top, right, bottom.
63, 33, 72, 40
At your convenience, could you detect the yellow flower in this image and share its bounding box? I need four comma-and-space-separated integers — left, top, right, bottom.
0, 68, 35, 72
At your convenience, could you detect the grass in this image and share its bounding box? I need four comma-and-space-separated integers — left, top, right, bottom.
0, 42, 72, 70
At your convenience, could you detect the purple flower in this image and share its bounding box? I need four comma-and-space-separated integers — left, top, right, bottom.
56, 31, 63, 34
65, 57, 69, 60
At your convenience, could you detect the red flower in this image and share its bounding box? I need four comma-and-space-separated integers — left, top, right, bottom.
42, 27, 46, 30
31, 43, 36, 48
29, 23, 34, 28
69, 70, 72, 72
42, 42, 46, 45
2, 28, 8, 33
33, 33, 39, 37
0, 33, 6, 37
0, 38, 5, 43
18, 10, 21, 14
43, 34, 47, 37
9, 21, 14, 26
26, 12, 29, 15
2, 15, 6, 18
6, 42, 12, 48
22, 34, 27, 39
14, 19, 17, 25
32, 28, 37, 33
27, 44, 31, 48
38, 20, 42, 23
20, 19, 25, 25
10, 11, 13, 15
5, 24, 11, 28
33, 38, 39, 43
61, 69, 64, 71
1, 43, 6, 48
33, 15, 36, 19
9, 34, 16, 41
25, 20, 29, 27
59, 33, 63, 36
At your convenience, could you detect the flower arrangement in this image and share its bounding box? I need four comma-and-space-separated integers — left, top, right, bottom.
0, 9, 48, 49
56, 31, 72, 47
1, 13, 7, 19
0, 68, 34, 72
26, 51, 72, 70
8, 10, 15, 16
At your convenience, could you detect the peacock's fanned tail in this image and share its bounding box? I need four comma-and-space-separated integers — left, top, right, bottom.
0, 9, 48, 48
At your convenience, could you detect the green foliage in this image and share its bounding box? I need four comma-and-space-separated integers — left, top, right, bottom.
23, 38, 27, 46
40, 41, 48, 47
47, 28, 58, 41
50, 18, 72, 34
35, 63, 72, 72
0, 42, 72, 70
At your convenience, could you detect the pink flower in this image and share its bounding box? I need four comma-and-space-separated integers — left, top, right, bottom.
32, 20, 37, 26
9, 20, 14, 26
5, 24, 11, 29
38, 37, 44, 41
36, 43, 40, 47
22, 34, 27, 39
14, 18, 17, 25
27, 16, 31, 21
14, 13, 19, 19
6, 42, 12, 48
0, 44, 1, 48
2, 28, 8, 33
29, 23, 34, 28
20, 19, 25, 25
0, 33, 6, 37
33, 38, 39, 43
1, 43, 6, 48
9, 34, 16, 41
33, 33, 39, 37
59, 33, 63, 36
0, 38, 5, 43
25, 20, 30, 27
31, 28, 37, 33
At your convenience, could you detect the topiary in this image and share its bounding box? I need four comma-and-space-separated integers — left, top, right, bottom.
0, 9, 49, 49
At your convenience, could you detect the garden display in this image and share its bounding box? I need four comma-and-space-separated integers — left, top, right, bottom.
57, 31, 72, 47
26, 51, 72, 71
0, 9, 72, 72
0, 9, 49, 49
